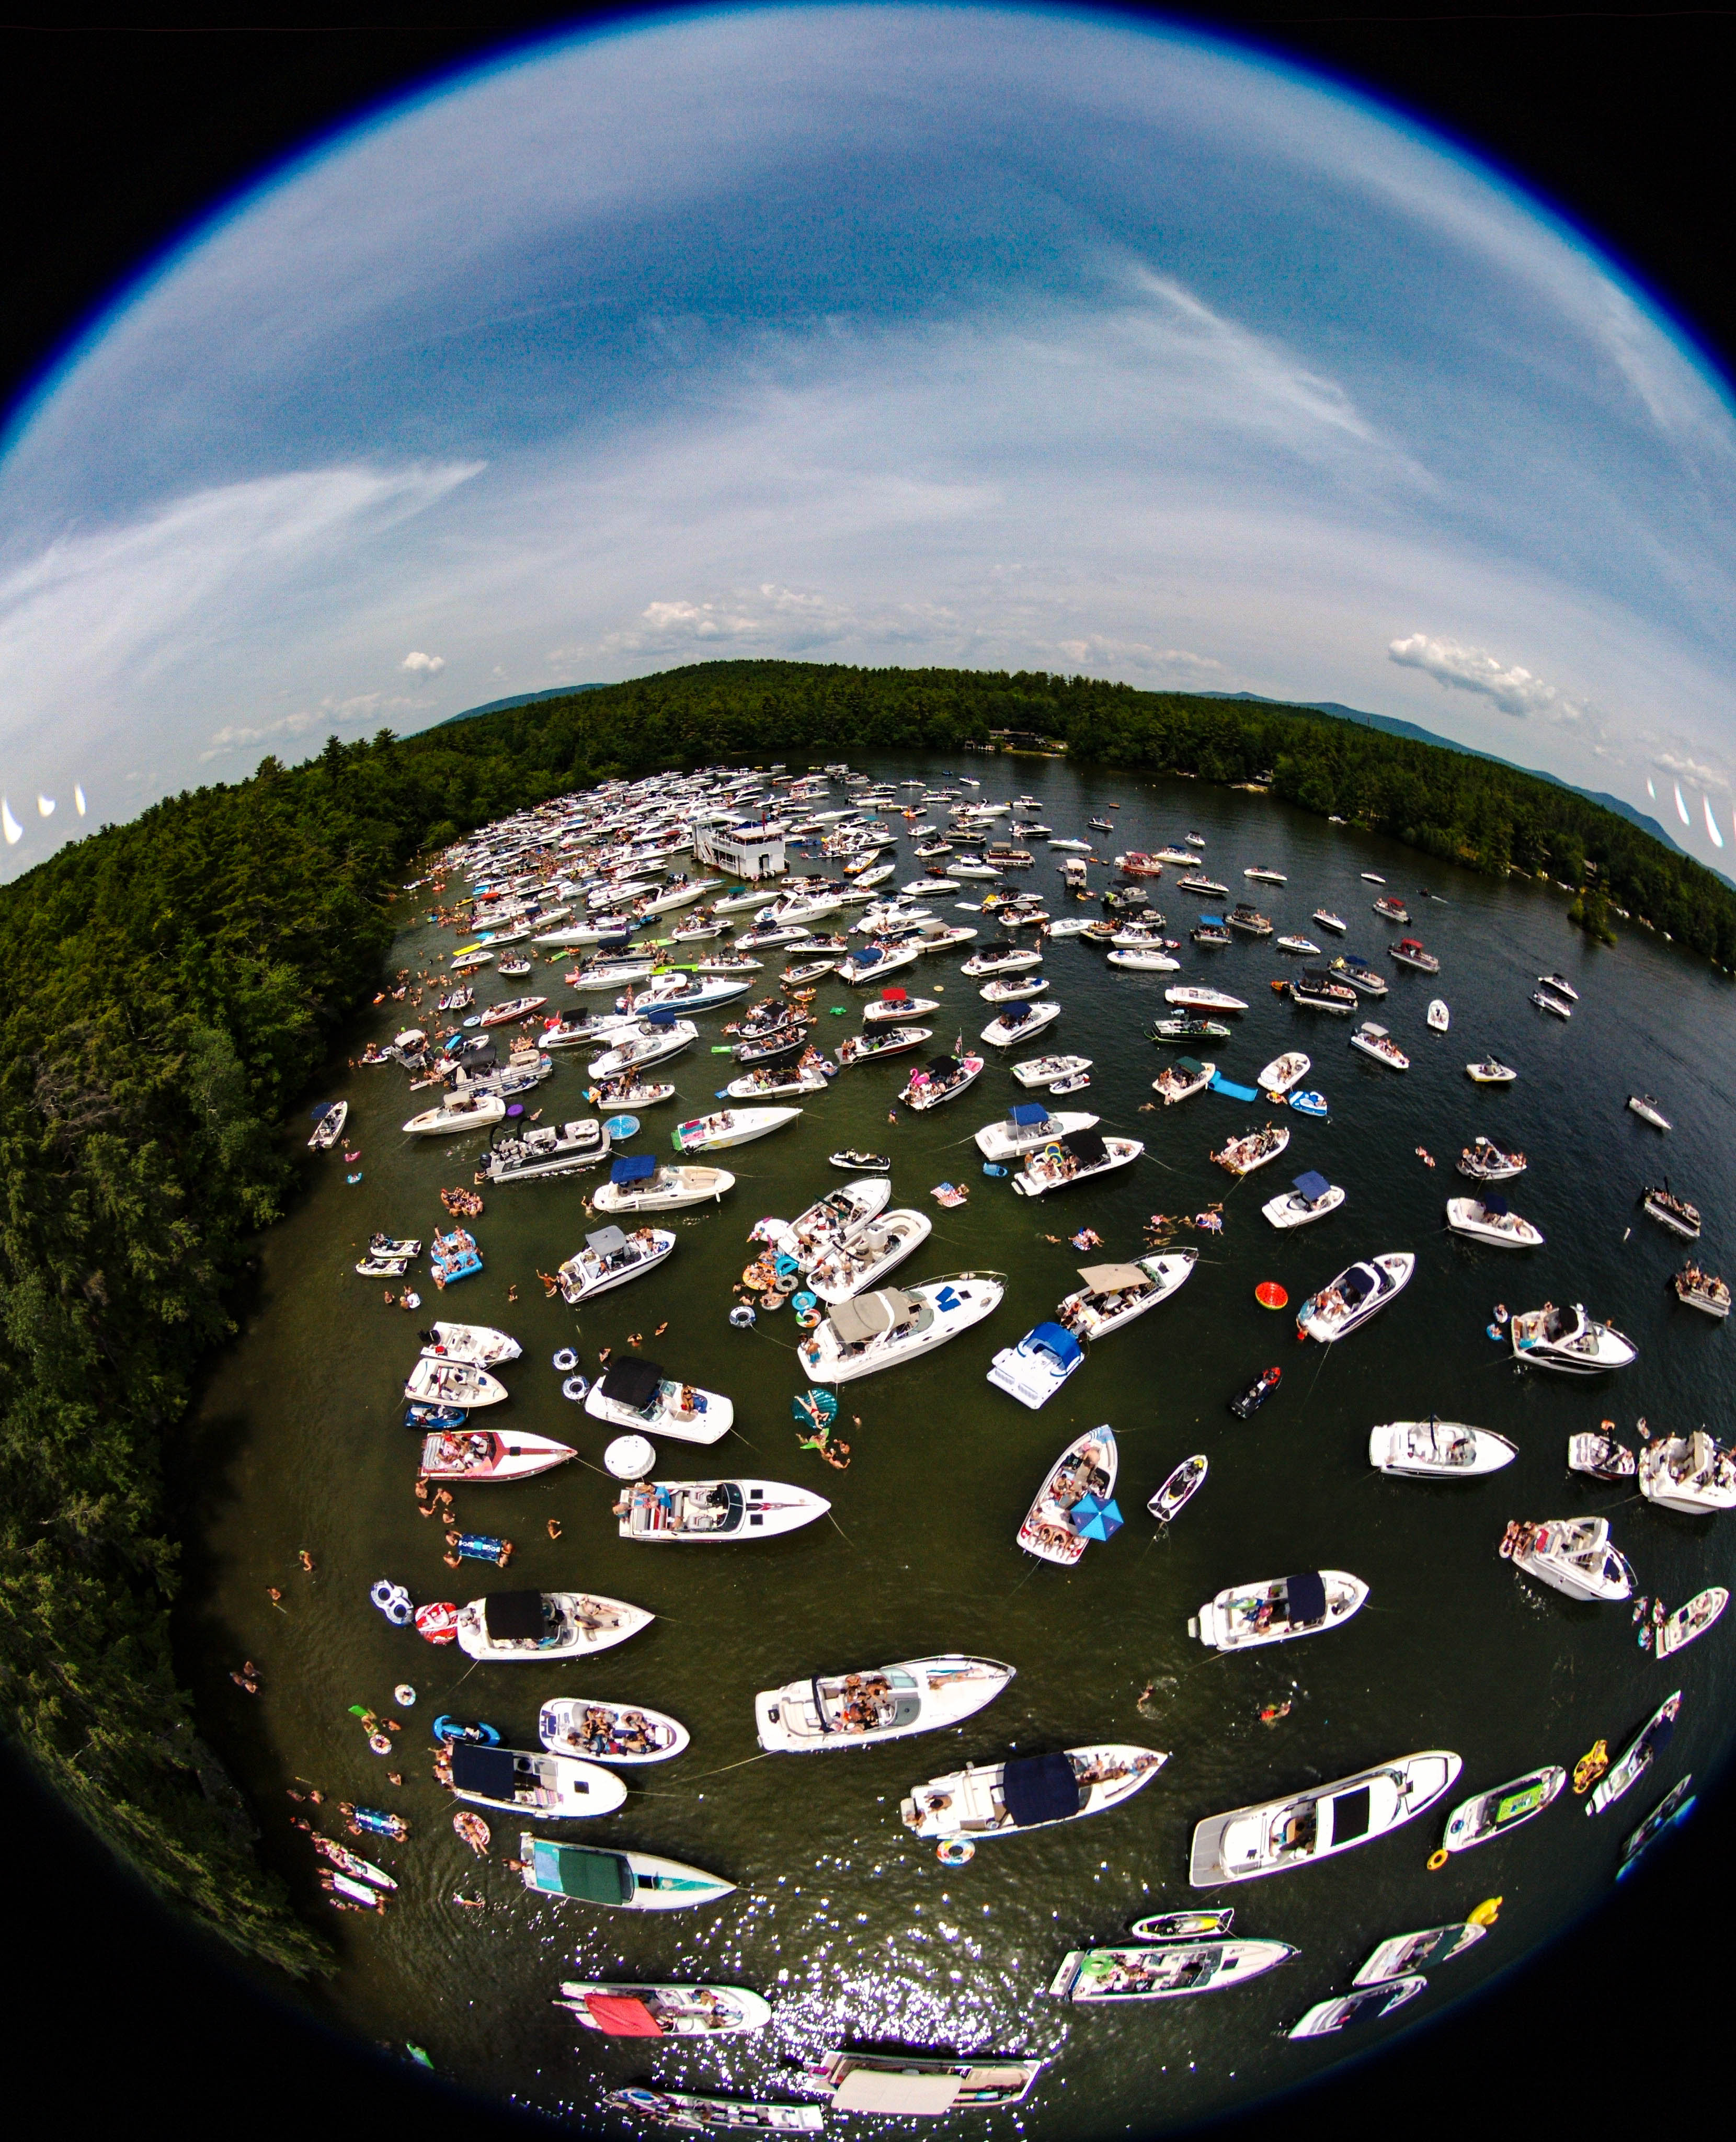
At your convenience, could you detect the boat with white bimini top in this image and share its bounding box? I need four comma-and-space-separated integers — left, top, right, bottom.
1638, 1431, 1736, 1514
1189, 1750, 1461, 1886
1151, 1056, 1215, 1106
557, 1226, 676, 1304
1446, 1194, 1544, 1248
1353, 1922, 1487, 1984
1048, 1941, 1295, 2002
456, 1589, 653, 1661
405, 1356, 508, 1410
484, 1118, 611, 1183
1439, 1766, 1567, 1853
975, 1103, 1099, 1160
403, 1091, 507, 1137
902, 1742, 1166, 1843
1509, 1302, 1637, 1374
1056, 1252, 1196, 1341
1297, 1253, 1414, 1341
591, 1157, 736, 1213
422, 1321, 521, 1367
756, 1655, 1014, 1753
1502, 1516, 1635, 1604
1166, 985, 1247, 1013
1012, 1129, 1144, 1196
585, 1358, 734, 1445
1368, 1420, 1516, 1477
1017, 1425, 1119, 1565
614, 1477, 830, 1542
447, 1741, 626, 1820
980, 1000, 1061, 1046
419, 1426, 576, 1483
1192, 1569, 1368, 1651
1587, 1692, 1682, 1816
1350, 1021, 1409, 1069
1257, 1052, 1310, 1096
808, 1210, 932, 1302
558, 1982, 768, 2032
1011, 1053, 1091, 1088
1262, 1171, 1344, 1229
1627, 1093, 1671, 1130
797, 1274, 1004, 1384
539, 1698, 689, 1763
987, 1321, 1087, 1409
1288, 1978, 1427, 2039
672, 1107, 802, 1153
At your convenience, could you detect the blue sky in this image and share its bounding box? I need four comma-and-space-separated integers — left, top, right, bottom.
1, 4, 1732, 871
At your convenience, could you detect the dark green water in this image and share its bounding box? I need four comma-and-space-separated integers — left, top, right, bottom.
182, 758, 1735, 2131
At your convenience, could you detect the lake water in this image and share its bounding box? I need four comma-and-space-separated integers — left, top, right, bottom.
180, 757, 1734, 2131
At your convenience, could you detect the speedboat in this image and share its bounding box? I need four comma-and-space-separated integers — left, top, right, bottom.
1290, 969, 1357, 1014
419, 1427, 576, 1482
1288, 1979, 1427, 2039
1017, 1425, 1118, 1565
762, 1179, 892, 1269
1568, 1430, 1636, 1480
1055, 1251, 1196, 1340
861, 989, 940, 1023
837, 942, 922, 985
901, 1742, 1165, 1842
483, 1118, 611, 1182
403, 1091, 507, 1136
614, 1477, 830, 1543
585, 1358, 734, 1444
558, 1982, 768, 2031
1467, 1058, 1516, 1084
479, 994, 549, 1027
1190, 1751, 1460, 1885
1312, 909, 1347, 934
557, 1225, 676, 1303
1655, 1588, 1728, 1659
1048, 1941, 1295, 2002
1618, 1779, 1697, 1882
1502, 1515, 1635, 1603
1390, 939, 1440, 973
309, 1101, 348, 1150
1641, 1185, 1700, 1239
1012, 1130, 1144, 1195
1350, 1020, 1409, 1069
1257, 1052, 1310, 1096
1538, 972, 1579, 1001
539, 1698, 689, 1764
756, 1655, 1013, 1753
1178, 874, 1229, 896
1243, 865, 1287, 886
975, 1103, 1099, 1159
568, 957, 655, 990
405, 1356, 508, 1410
804, 2050, 1044, 2115
422, 1320, 521, 1366
1107, 947, 1181, 971
1276, 934, 1321, 956
899, 1052, 986, 1110
1446, 1195, 1544, 1247
1587, 1692, 1681, 1816
1164, 985, 1247, 1013
1296, 1253, 1414, 1341
726, 1063, 828, 1099
961, 945, 1042, 976
1509, 1302, 1637, 1374
1353, 1922, 1487, 1984
1191, 1569, 1368, 1651
1532, 989, 1572, 1019
1638, 1431, 1736, 1514
1212, 1125, 1290, 1177
671, 1107, 802, 1152
1011, 1053, 1091, 1087
1457, 1134, 1526, 1181
1151, 1056, 1214, 1106
455, 1589, 653, 1661
447, 1741, 626, 1820
1153, 1013, 1233, 1041
987, 1321, 1087, 1410
808, 1210, 932, 1302
587, 1018, 699, 1079
980, 1000, 1061, 1046
797, 1274, 1004, 1385
1427, 999, 1449, 1031
1440, 1766, 1568, 1853
1369, 1419, 1516, 1476
591, 1158, 736, 1213
835, 1027, 932, 1066
1262, 1170, 1344, 1229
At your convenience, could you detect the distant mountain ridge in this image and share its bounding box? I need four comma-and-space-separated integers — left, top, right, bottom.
444, 683, 604, 724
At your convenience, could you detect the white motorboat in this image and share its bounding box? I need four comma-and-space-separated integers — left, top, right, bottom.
419, 1426, 576, 1483
456, 1589, 653, 1661
1368, 1420, 1516, 1477
1532, 989, 1571, 1018
726, 1064, 827, 1098
626, 975, 751, 1016
402, 1091, 507, 1137
585, 1358, 733, 1444
1191, 1569, 1368, 1650
1275, 935, 1321, 956
1290, 969, 1358, 1013
1457, 1134, 1527, 1181
542, 1010, 635, 1049
1537, 972, 1579, 1001
1243, 864, 1286, 885
539, 1697, 689, 1764
405, 1355, 508, 1410
981, 973, 1049, 1001
805, 2050, 1043, 2115
756, 1655, 1014, 1753
590, 1159, 736, 1213
835, 1026, 932, 1066
1012, 1129, 1143, 1196
1257, 1052, 1310, 1096
1151, 1056, 1214, 1106
1502, 1515, 1635, 1603
838, 942, 921, 984
1568, 1430, 1636, 1480
761, 1179, 892, 1269
902, 1742, 1166, 1842
484, 1118, 611, 1182
1350, 1020, 1409, 1069
1587, 1692, 1681, 1816
1048, 1940, 1295, 2002
479, 993, 549, 1028
614, 1477, 830, 1542
1106, 948, 1180, 972
1312, 909, 1347, 934
1353, 1922, 1487, 1984
557, 1225, 676, 1303
558, 1982, 768, 2030
308, 1100, 348, 1150
1288, 1978, 1427, 2038
987, 1321, 1087, 1410
568, 958, 656, 990
1011, 1052, 1091, 1088
961, 946, 1042, 976
1297, 1252, 1414, 1341
898, 1052, 985, 1110
1427, 999, 1450, 1031
861, 990, 940, 1024
797, 1274, 1004, 1384
587, 1019, 699, 1079
1466, 1058, 1516, 1084
1189, 1751, 1461, 1886
448, 1741, 626, 1820
1262, 1170, 1344, 1229
1055, 1252, 1196, 1339
1638, 1431, 1736, 1514
1440, 1766, 1567, 1851
671, 1107, 802, 1153
1165, 985, 1247, 1012
423, 1321, 521, 1367
1655, 1588, 1728, 1658
808, 1209, 932, 1301
980, 1000, 1061, 1046
1509, 1302, 1637, 1374
1213, 1124, 1290, 1177
974, 1103, 1099, 1160
1017, 1424, 1118, 1566
1043, 917, 1094, 939
1446, 1195, 1544, 1248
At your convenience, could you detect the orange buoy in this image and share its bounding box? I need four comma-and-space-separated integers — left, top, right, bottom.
1255, 1281, 1289, 1310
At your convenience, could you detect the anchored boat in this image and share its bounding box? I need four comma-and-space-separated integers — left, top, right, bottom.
902, 1742, 1165, 1842
1190, 1751, 1460, 1885
755, 1655, 1014, 1753
1048, 1940, 1295, 2002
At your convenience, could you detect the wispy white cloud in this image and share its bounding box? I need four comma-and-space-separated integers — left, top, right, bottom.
1651, 748, 1729, 794
1388, 632, 1586, 722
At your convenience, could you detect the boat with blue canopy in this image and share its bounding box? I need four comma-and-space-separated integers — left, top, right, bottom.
986, 1321, 1086, 1409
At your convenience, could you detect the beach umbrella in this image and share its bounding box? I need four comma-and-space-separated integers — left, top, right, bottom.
1072, 1494, 1124, 1542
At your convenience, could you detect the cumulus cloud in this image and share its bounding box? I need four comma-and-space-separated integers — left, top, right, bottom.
1387, 633, 1586, 722
401, 650, 445, 674
1650, 749, 1729, 794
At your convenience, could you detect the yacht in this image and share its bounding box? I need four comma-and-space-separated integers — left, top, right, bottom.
755, 1655, 1015, 1752
1368, 1420, 1516, 1477
1502, 1515, 1635, 1602
1297, 1252, 1414, 1341
797, 1275, 1005, 1385
1190, 1569, 1368, 1651
1509, 1302, 1637, 1374
1190, 1751, 1460, 1885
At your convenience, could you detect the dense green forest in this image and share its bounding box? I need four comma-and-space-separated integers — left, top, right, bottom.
1, 662, 1729, 1976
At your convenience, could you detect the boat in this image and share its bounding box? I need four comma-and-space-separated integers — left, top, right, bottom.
422, 1320, 520, 1366
1331, 953, 1388, 998
1586, 1692, 1681, 1816
901, 1741, 1166, 1842
762, 1180, 892, 1268
1152, 847, 1197, 866
1467, 1058, 1516, 1084
1641, 1185, 1700, 1239
1503, 1516, 1635, 1603
402, 1091, 507, 1137
975, 1103, 1100, 1160
1192, 1569, 1368, 1651
797, 1274, 1005, 1385
1189, 920, 1231, 950
835, 1026, 933, 1067
587, 1018, 699, 1079
1296, 1253, 1414, 1341
419, 1427, 577, 1482
455, 1590, 653, 1661
1191, 1750, 1461, 1886
1275, 934, 1321, 956
1288, 1978, 1427, 2038
614, 1477, 830, 1542
519, 1833, 729, 1911
961, 946, 1042, 976
1456, 1134, 1526, 1181
1368, 1420, 1516, 1477
899, 1053, 985, 1110
1289, 969, 1357, 1014
1178, 874, 1229, 896
1538, 973, 1579, 1001
1256, 1052, 1310, 1096
1532, 989, 1572, 1019
479, 994, 549, 1027
1048, 1940, 1295, 2002
726, 1063, 828, 1099
556, 1225, 677, 1303
535, 1696, 689, 1766
1005, 1053, 1093, 1090
447, 1741, 626, 1819
862, 989, 941, 1024
1350, 1021, 1409, 1069
1149, 1454, 1208, 1523
1440, 1765, 1566, 1851
1228, 1366, 1282, 1418
732, 1024, 812, 1069
756, 1655, 1014, 1752
1617, 1778, 1697, 1881
1567, 1431, 1636, 1480
1165, 985, 1247, 1012
1353, 1922, 1487, 1983
1055, 1252, 1197, 1340
558, 1983, 769, 2033
1427, 999, 1449, 1032
980, 1000, 1061, 1046
1108, 946, 1182, 971
671, 1107, 802, 1153
1373, 895, 1410, 924
1011, 1129, 1144, 1196
1638, 1430, 1736, 1514
591, 1157, 737, 1213
1261, 1170, 1344, 1229
1312, 909, 1347, 935
1509, 1302, 1637, 1374
828, 1148, 891, 1171
1243, 865, 1287, 886
809, 1210, 932, 1301
405, 1356, 508, 1410
1017, 1424, 1119, 1565
1446, 1194, 1544, 1248
585, 1358, 734, 1444
604, 2092, 820, 2134
309, 1101, 348, 1150
1673, 1263, 1731, 1317
483, 1118, 611, 1182
1655, 1587, 1727, 1658
1390, 939, 1440, 973
1212, 1124, 1290, 1177
1153, 1014, 1234, 1042
1151, 1056, 1214, 1106
804, 2052, 1043, 2114
987, 1321, 1087, 1409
